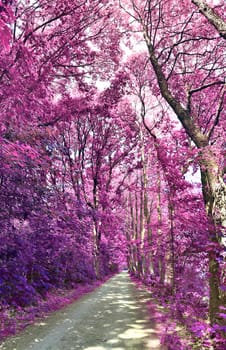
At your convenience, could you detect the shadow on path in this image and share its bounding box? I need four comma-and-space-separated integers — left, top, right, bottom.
0, 272, 166, 350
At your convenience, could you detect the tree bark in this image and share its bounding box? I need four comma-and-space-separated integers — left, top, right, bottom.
192, 0, 226, 39
168, 200, 176, 295
157, 169, 166, 285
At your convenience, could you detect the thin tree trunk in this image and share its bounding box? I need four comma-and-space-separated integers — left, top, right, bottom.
157, 169, 165, 285
168, 200, 175, 295
138, 175, 144, 276
128, 192, 138, 274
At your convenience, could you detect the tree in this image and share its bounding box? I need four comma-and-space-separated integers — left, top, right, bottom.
120, 0, 225, 326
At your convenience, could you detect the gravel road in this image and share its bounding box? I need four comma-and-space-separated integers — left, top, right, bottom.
0, 272, 165, 350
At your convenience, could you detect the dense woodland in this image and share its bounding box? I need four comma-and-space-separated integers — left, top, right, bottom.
0, 0, 225, 349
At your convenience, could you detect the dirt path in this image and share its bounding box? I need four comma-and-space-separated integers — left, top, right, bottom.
0, 272, 164, 350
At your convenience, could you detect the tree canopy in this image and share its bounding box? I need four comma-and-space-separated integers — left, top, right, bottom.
0, 0, 225, 348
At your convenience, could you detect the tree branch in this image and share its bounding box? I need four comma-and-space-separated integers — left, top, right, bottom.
38, 116, 61, 127
208, 87, 225, 140
192, 0, 226, 39
188, 80, 225, 96
143, 29, 209, 148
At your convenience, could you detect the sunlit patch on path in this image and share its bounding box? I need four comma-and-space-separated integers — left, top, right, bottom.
0, 272, 164, 350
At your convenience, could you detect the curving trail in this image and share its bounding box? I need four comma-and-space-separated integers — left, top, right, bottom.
0, 272, 165, 350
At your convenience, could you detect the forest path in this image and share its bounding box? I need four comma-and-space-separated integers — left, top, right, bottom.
0, 272, 165, 350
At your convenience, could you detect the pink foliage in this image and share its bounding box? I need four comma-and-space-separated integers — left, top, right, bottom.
0, 0, 225, 348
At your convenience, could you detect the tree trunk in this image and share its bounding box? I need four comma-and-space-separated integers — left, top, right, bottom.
168, 200, 175, 295
128, 192, 139, 274
200, 166, 225, 324
157, 170, 165, 285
